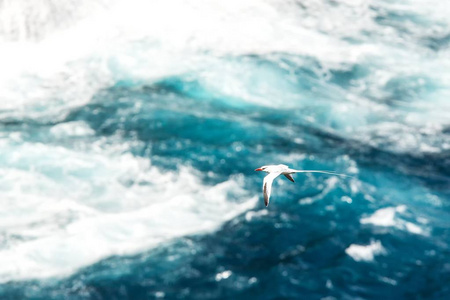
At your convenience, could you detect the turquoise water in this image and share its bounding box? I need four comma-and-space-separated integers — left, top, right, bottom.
0, 0, 449, 299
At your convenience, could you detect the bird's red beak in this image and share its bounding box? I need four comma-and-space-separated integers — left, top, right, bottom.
255, 168, 263, 171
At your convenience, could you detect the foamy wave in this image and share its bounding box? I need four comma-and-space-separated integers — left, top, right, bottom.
1, 0, 449, 145
0, 135, 256, 283
345, 240, 386, 262
360, 206, 427, 235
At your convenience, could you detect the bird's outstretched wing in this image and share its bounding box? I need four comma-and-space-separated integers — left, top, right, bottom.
263, 172, 281, 207
292, 170, 351, 177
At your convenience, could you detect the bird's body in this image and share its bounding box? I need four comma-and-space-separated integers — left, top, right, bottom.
255, 164, 349, 207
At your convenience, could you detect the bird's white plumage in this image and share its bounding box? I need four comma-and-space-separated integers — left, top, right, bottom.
255, 164, 349, 206
263, 172, 281, 207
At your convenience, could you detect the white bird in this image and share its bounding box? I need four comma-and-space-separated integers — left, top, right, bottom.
255, 164, 350, 207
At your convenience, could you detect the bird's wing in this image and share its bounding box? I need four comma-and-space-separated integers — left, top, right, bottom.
283, 173, 295, 182
263, 172, 281, 207
291, 170, 351, 177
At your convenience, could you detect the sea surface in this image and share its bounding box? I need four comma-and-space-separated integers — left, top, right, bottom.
0, 0, 449, 299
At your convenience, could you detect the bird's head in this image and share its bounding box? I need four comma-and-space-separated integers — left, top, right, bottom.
255, 166, 268, 172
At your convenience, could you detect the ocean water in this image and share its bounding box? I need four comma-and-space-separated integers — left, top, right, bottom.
0, 0, 450, 299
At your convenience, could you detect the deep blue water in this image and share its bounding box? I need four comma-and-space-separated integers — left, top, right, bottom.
0, 0, 450, 299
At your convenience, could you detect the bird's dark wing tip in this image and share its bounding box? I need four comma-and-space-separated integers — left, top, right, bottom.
284, 174, 295, 182
263, 182, 269, 206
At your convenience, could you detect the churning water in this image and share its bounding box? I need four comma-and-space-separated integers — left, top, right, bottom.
0, 0, 449, 299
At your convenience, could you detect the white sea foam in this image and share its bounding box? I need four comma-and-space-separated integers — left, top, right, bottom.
345, 240, 386, 262
215, 270, 232, 281
0, 0, 449, 132
245, 209, 269, 222
360, 206, 426, 235
50, 121, 95, 137
360, 206, 401, 227
0, 136, 257, 282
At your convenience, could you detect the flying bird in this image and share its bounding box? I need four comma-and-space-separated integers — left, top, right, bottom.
255, 164, 350, 207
